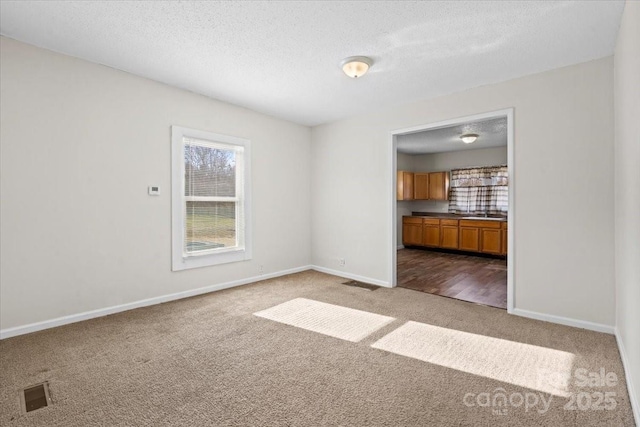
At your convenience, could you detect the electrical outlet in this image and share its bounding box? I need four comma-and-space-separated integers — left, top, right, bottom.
339, 258, 346, 267
259, 264, 264, 274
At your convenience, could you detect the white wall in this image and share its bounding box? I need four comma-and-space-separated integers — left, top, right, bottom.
396, 146, 507, 246
0, 37, 311, 331
396, 152, 413, 170
412, 146, 507, 172
614, 0, 640, 421
311, 57, 615, 327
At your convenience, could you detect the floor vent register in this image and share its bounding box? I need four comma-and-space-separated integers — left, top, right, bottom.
341, 280, 380, 291
20, 382, 51, 413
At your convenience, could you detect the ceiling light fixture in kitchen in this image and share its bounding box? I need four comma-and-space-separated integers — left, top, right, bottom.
340, 56, 373, 78
460, 133, 478, 144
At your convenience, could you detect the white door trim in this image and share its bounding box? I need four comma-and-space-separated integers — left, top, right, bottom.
388, 108, 515, 313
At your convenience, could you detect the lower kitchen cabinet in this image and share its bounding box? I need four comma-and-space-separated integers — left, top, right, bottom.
480, 228, 502, 254
440, 219, 459, 249
459, 219, 503, 254
459, 226, 480, 252
423, 219, 440, 247
402, 216, 423, 246
501, 222, 508, 255
403, 216, 506, 256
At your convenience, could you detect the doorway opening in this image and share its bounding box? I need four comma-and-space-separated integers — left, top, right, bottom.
389, 109, 514, 311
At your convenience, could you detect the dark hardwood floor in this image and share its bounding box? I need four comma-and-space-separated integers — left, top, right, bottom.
397, 248, 507, 309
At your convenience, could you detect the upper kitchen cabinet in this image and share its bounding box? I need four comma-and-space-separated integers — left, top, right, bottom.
413, 171, 450, 200
414, 173, 429, 199
397, 171, 414, 200
428, 171, 449, 200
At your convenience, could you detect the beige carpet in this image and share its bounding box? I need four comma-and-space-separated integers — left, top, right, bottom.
254, 297, 395, 342
0, 271, 635, 426
370, 320, 576, 397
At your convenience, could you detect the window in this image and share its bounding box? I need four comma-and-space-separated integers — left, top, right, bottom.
172, 126, 251, 271
448, 165, 508, 215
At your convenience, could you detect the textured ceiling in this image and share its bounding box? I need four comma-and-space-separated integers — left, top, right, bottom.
0, 1, 624, 126
397, 117, 507, 155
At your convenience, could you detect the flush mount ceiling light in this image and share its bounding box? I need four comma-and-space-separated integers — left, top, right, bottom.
340, 56, 373, 78
460, 133, 479, 144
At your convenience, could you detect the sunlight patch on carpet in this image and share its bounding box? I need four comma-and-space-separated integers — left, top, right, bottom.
371, 321, 575, 397
254, 298, 395, 342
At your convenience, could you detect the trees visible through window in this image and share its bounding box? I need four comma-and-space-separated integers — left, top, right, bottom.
184, 139, 240, 254
172, 127, 251, 271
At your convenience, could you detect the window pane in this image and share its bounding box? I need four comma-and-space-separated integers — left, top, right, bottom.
184, 139, 236, 197
185, 201, 236, 253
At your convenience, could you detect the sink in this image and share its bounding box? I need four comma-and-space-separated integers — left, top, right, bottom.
460, 216, 504, 221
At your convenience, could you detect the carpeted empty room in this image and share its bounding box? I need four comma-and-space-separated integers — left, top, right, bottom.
2, 1, 640, 426
0, 271, 635, 426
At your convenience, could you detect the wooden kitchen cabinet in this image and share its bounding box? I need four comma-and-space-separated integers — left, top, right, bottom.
480, 228, 502, 254
402, 216, 423, 246
440, 219, 459, 249
428, 172, 450, 200
412, 171, 450, 200
422, 218, 440, 247
501, 222, 508, 255
459, 225, 480, 252
459, 219, 502, 254
402, 216, 506, 256
397, 171, 414, 200
414, 173, 429, 200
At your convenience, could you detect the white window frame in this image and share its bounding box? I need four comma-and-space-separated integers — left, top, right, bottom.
171, 126, 252, 271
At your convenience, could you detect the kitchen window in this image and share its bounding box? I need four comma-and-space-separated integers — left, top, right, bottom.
448, 165, 508, 215
171, 126, 252, 271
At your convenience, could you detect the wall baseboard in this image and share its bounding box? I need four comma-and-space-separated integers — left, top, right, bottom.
0, 265, 312, 340
397, 245, 404, 250
511, 308, 615, 334
310, 265, 391, 288
615, 328, 640, 426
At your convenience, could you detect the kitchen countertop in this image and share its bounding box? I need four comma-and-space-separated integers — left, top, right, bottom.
409, 212, 507, 221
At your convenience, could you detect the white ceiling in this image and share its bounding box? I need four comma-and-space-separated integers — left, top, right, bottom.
0, 1, 624, 127
397, 117, 507, 155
